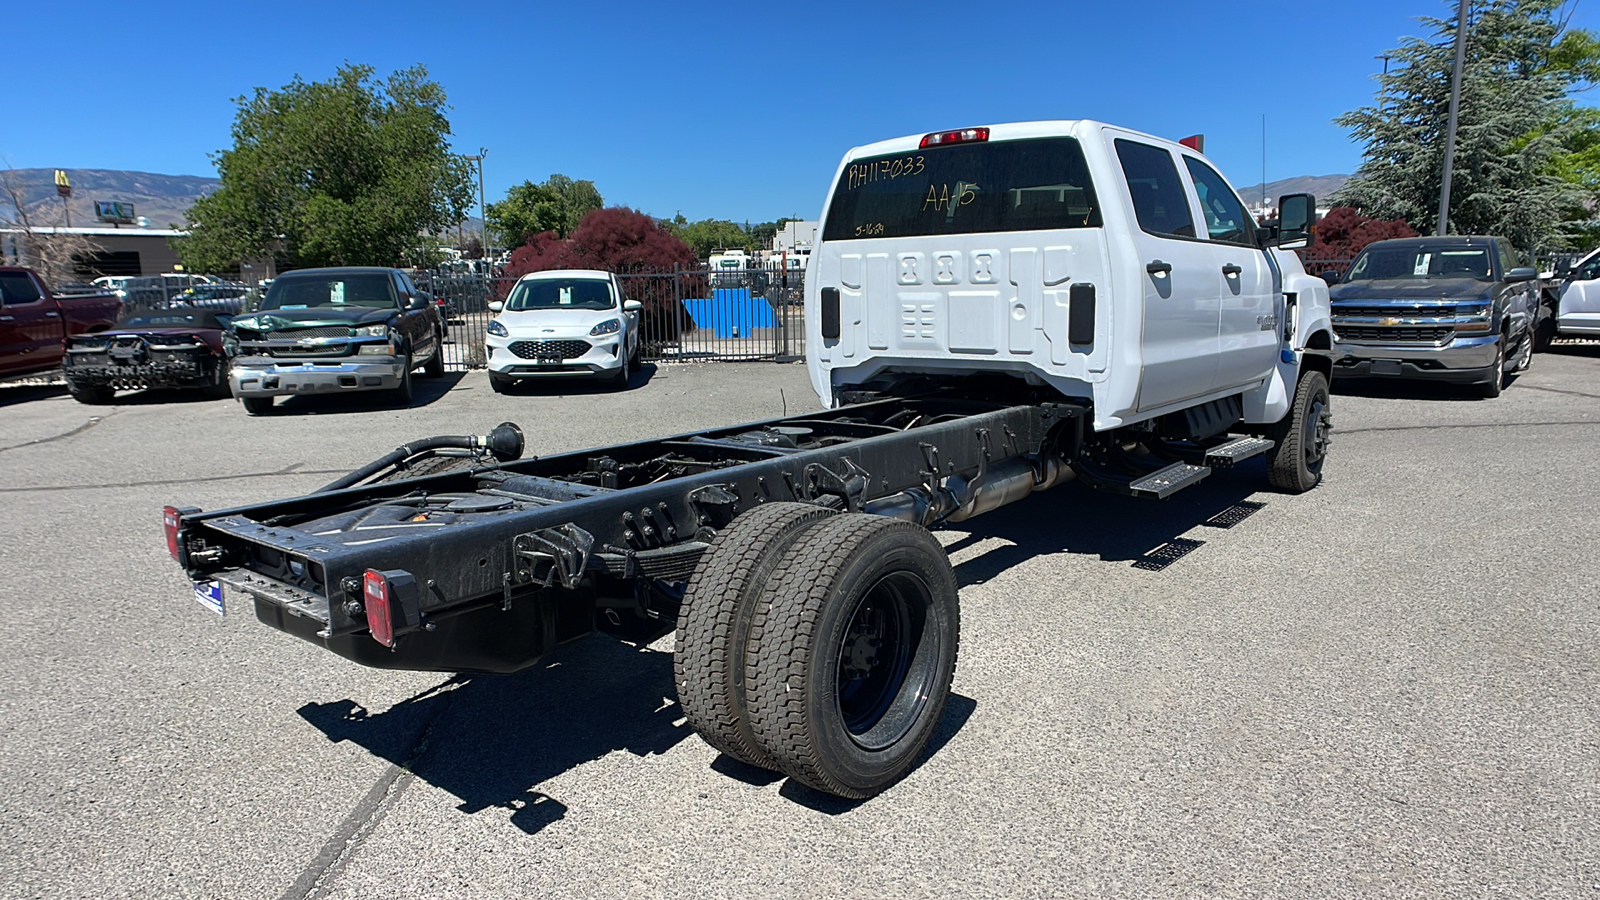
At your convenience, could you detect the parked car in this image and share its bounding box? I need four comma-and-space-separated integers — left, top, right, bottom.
170, 283, 250, 314
1536, 245, 1600, 347
484, 269, 642, 392
225, 267, 445, 415
1328, 235, 1540, 398
0, 267, 121, 380
60, 307, 232, 403
122, 274, 212, 312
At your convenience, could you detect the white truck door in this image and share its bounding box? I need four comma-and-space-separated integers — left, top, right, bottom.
1108, 134, 1220, 411
1559, 252, 1600, 333
1182, 156, 1278, 392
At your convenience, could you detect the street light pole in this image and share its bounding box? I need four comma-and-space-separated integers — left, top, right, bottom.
1437, 0, 1469, 236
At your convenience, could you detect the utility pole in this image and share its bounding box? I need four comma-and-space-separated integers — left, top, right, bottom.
463, 150, 488, 260
1437, 0, 1469, 236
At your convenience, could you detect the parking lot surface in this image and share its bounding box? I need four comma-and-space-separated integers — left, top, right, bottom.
1, 354, 1596, 899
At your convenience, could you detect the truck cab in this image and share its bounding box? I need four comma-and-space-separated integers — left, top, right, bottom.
806, 120, 1334, 435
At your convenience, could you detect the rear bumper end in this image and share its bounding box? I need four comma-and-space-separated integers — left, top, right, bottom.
230, 356, 405, 397
1332, 334, 1501, 383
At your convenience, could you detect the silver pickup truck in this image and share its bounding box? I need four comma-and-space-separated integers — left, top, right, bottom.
1327, 235, 1540, 398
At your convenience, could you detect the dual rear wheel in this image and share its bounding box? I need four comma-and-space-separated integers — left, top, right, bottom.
676, 503, 959, 799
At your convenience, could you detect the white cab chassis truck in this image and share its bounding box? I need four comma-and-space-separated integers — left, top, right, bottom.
164, 121, 1334, 801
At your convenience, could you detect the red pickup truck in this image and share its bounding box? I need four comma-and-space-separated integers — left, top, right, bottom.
0, 266, 122, 380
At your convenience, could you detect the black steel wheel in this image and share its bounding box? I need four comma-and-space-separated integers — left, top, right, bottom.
744, 514, 959, 799
675, 502, 838, 769
1266, 369, 1331, 493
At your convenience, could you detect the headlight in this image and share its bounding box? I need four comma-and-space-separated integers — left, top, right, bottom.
589, 318, 621, 337
355, 323, 389, 337
486, 319, 509, 337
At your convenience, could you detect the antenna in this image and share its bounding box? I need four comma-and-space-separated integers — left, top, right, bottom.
1261, 114, 1267, 211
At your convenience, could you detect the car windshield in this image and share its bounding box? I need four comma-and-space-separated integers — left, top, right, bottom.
822, 136, 1103, 240
118, 308, 227, 329
505, 279, 614, 311
262, 274, 397, 309
1347, 246, 1494, 281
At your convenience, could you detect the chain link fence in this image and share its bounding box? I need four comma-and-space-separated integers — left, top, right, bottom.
415, 263, 808, 372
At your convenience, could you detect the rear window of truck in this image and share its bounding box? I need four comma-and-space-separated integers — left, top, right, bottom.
822, 137, 1102, 241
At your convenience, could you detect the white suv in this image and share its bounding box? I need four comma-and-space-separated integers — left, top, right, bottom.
484, 269, 642, 391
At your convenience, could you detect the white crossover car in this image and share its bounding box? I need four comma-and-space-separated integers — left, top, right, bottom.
484, 269, 642, 392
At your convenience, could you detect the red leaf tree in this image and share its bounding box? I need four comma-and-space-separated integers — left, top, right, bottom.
1298, 207, 1418, 275
503, 208, 702, 345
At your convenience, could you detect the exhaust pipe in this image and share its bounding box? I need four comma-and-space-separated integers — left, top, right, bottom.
318, 422, 526, 492
862, 455, 1073, 526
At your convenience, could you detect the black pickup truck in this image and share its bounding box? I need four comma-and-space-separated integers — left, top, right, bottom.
225, 267, 445, 414
1326, 236, 1541, 398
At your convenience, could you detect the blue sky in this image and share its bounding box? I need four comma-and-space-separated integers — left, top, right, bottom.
7, 0, 1597, 224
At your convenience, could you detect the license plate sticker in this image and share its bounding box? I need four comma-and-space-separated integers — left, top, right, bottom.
193, 580, 225, 616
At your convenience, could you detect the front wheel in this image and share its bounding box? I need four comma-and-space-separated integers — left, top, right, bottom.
1266, 369, 1331, 493
743, 514, 960, 799
392, 352, 414, 406
68, 383, 114, 405
1476, 337, 1506, 399
423, 329, 446, 378
241, 396, 273, 416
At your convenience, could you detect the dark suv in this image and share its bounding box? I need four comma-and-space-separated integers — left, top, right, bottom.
1328, 236, 1541, 398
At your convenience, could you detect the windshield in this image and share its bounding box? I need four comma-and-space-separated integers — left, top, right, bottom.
822, 136, 1102, 241
1347, 246, 1495, 281
262, 274, 397, 309
118, 308, 227, 329
505, 279, 614, 311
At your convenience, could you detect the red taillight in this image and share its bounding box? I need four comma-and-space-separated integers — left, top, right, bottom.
920, 127, 989, 149
363, 569, 396, 647
163, 506, 182, 560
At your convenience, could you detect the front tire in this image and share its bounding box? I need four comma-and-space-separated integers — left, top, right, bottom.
68, 383, 114, 405
423, 329, 446, 378
241, 396, 273, 416
744, 514, 960, 799
1266, 369, 1331, 493
392, 352, 414, 406
1476, 337, 1506, 399
489, 372, 513, 394
676, 502, 838, 769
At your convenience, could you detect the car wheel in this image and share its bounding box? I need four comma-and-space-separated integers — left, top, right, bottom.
393, 352, 414, 406
676, 502, 839, 769
241, 396, 273, 416
1515, 326, 1535, 374
1266, 370, 1331, 493
423, 330, 446, 377
1476, 337, 1506, 399
489, 373, 513, 394
743, 514, 960, 799
205, 363, 233, 399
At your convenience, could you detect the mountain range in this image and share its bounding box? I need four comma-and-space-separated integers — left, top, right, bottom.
1230, 174, 1350, 208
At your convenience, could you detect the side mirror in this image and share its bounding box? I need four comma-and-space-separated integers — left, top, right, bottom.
488, 300, 504, 313
1320, 270, 1341, 285
623, 299, 643, 313
406, 295, 429, 310
1554, 258, 1574, 277
1277, 193, 1316, 250
1505, 266, 1538, 283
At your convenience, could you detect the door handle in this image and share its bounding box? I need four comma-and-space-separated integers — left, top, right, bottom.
46, 311, 62, 318
1222, 263, 1242, 276
1146, 260, 1172, 276
0, 315, 13, 321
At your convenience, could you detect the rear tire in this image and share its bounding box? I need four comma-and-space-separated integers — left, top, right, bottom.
1266, 370, 1331, 493
241, 396, 273, 416
676, 502, 839, 769
744, 514, 960, 799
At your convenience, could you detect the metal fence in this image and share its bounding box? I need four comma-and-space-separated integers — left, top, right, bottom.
415, 263, 808, 372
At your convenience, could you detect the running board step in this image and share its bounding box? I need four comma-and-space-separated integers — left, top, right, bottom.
1203, 436, 1274, 469
1127, 462, 1211, 499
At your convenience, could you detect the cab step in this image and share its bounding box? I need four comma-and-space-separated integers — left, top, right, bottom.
1127, 462, 1211, 499
1202, 436, 1274, 469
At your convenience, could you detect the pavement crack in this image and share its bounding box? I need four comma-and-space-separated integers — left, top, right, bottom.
281, 684, 462, 900
0, 410, 119, 454
0, 468, 348, 494
1516, 384, 1600, 401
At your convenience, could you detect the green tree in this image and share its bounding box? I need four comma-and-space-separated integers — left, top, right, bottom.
1334, 0, 1600, 252
180, 64, 475, 271
677, 218, 751, 258
485, 174, 603, 247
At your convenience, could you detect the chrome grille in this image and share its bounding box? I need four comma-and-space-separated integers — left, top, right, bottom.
1334, 325, 1455, 343
509, 339, 591, 360
276, 326, 352, 340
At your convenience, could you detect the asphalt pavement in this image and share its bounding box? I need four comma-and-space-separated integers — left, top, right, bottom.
0, 352, 1595, 899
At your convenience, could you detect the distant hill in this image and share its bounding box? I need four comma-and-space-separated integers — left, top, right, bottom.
0, 168, 219, 230
1231, 174, 1350, 208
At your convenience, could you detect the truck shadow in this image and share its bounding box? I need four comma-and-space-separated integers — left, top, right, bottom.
272, 372, 465, 415
942, 465, 1272, 582
1330, 376, 1488, 402
298, 634, 978, 829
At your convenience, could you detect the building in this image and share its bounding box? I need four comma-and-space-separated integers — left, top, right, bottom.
771, 220, 818, 255
0, 225, 187, 276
